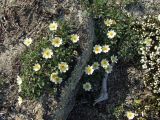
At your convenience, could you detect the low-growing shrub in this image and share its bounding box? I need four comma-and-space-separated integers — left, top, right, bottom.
81, 0, 141, 93
138, 15, 160, 119
19, 20, 81, 99
113, 15, 160, 120
139, 15, 160, 95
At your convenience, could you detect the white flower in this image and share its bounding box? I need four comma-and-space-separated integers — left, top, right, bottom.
83, 82, 92, 91
50, 72, 62, 84
93, 45, 102, 54
85, 65, 94, 75
17, 75, 22, 86
33, 63, 41, 71
104, 19, 114, 26
141, 111, 145, 117
105, 64, 112, 73
126, 111, 135, 120
140, 58, 145, 63
58, 62, 69, 73
42, 48, 53, 59
102, 45, 110, 53
18, 86, 22, 92
107, 30, 116, 39
101, 59, 109, 68
23, 38, 33, 46
141, 50, 146, 55
49, 21, 58, 31
51, 37, 62, 47
111, 55, 118, 63
157, 14, 160, 21
92, 62, 99, 70
70, 34, 79, 43
18, 96, 23, 106
50, 72, 57, 81
142, 64, 147, 69
156, 59, 160, 64
144, 37, 152, 46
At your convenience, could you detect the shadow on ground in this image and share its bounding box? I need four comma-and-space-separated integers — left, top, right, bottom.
67, 62, 132, 120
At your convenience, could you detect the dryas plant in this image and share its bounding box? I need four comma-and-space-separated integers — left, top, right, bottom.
94, 6, 140, 61
81, 2, 140, 94
82, 0, 141, 62
19, 20, 81, 99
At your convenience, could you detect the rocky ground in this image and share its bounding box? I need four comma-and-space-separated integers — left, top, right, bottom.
0, 0, 93, 119
0, 0, 160, 120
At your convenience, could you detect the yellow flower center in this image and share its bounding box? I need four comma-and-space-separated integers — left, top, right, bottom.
55, 40, 60, 44
52, 25, 56, 29
87, 68, 92, 73
109, 32, 113, 36
45, 51, 50, 56
72, 36, 76, 40
50, 24, 57, 29
51, 74, 57, 79
102, 61, 108, 65
103, 47, 109, 51
60, 65, 65, 70
95, 47, 100, 51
